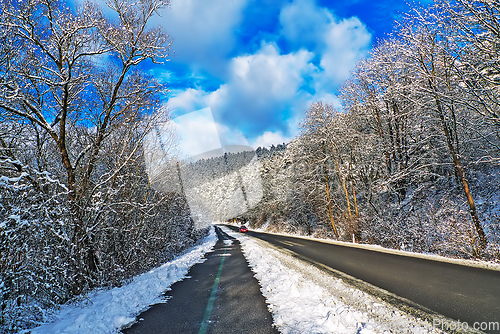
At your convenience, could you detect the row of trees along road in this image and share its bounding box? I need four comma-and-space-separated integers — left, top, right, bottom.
0, 1, 207, 332
239, 0, 500, 262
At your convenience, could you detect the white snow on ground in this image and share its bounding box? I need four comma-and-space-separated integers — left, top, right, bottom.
221, 226, 444, 334
24, 227, 217, 334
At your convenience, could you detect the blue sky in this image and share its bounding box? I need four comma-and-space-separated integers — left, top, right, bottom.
76, 0, 432, 149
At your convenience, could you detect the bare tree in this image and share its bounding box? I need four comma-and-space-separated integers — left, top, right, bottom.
440, 0, 500, 131
398, 4, 489, 253
0, 0, 171, 286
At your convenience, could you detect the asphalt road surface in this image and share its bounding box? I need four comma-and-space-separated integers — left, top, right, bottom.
122, 226, 277, 334
223, 225, 500, 333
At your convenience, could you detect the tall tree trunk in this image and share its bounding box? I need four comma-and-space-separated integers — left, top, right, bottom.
323, 165, 339, 238
351, 178, 359, 218
433, 90, 488, 252
335, 160, 352, 218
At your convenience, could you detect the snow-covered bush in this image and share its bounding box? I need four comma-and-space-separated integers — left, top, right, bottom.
0, 162, 72, 331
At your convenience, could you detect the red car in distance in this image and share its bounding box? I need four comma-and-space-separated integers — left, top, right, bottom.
239, 225, 248, 233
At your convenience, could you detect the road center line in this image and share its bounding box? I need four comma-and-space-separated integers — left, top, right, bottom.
198, 239, 227, 334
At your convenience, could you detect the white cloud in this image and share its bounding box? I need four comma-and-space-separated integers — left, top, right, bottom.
167, 96, 252, 148
319, 17, 371, 86
215, 123, 251, 147
168, 88, 209, 114
279, 0, 332, 50
171, 108, 222, 158
251, 131, 290, 149
279, 0, 371, 88
153, 0, 248, 76
167, 43, 316, 139
209, 43, 316, 135
229, 43, 314, 102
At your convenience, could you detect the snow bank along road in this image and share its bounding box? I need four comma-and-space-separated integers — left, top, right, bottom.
122, 226, 277, 334
223, 225, 500, 333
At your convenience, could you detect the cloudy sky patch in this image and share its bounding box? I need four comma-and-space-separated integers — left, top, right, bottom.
73, 0, 432, 149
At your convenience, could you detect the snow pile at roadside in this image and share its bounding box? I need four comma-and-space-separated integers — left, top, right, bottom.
26, 227, 217, 334
222, 227, 442, 334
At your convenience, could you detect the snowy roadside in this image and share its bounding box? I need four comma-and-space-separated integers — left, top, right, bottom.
24, 226, 217, 334
221, 226, 444, 334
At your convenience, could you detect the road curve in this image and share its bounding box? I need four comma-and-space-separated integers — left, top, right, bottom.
223, 225, 500, 333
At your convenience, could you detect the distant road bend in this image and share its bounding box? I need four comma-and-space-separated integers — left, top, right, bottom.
223, 224, 500, 333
